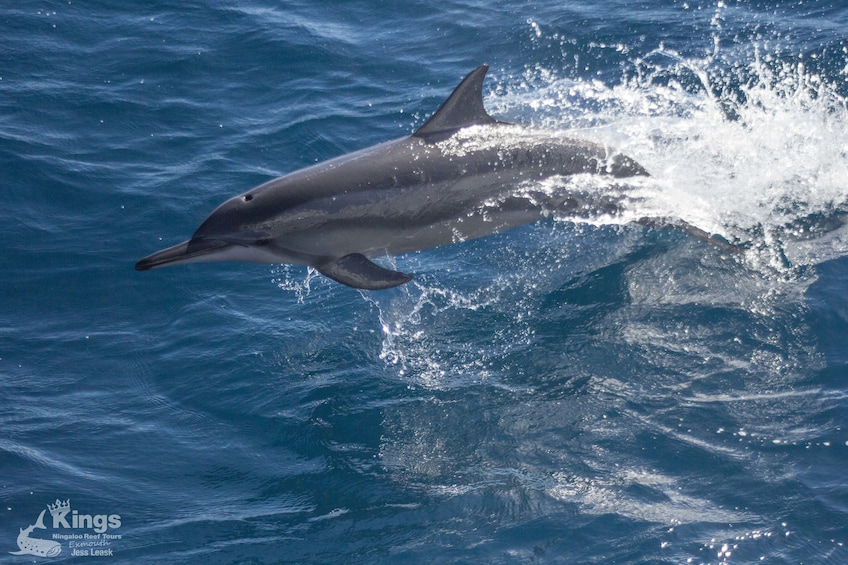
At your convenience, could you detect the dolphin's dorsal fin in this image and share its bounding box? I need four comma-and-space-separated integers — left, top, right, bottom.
413, 65, 498, 138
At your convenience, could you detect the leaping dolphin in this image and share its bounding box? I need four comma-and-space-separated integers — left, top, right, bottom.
137, 65, 654, 289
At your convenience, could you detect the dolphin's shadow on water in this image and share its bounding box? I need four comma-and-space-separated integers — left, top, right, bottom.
360, 219, 710, 390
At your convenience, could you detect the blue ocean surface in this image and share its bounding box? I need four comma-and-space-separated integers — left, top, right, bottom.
3, 1, 848, 563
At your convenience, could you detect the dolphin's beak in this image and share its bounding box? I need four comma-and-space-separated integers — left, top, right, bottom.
135, 238, 230, 271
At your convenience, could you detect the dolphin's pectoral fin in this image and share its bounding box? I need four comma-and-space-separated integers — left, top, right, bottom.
315, 254, 413, 290
637, 217, 747, 254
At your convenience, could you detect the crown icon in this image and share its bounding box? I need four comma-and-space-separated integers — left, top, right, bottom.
47, 499, 70, 516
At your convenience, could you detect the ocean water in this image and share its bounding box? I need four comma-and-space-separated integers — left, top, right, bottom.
2, 1, 848, 563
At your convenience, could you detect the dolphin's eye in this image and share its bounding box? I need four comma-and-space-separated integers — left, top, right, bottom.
255, 238, 270, 247
243, 194, 254, 202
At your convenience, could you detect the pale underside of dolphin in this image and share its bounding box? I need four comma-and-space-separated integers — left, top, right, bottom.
136, 65, 733, 290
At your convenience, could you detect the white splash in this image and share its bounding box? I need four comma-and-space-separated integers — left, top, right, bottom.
493, 44, 848, 271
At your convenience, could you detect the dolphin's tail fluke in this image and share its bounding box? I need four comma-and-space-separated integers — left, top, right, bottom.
637, 217, 746, 253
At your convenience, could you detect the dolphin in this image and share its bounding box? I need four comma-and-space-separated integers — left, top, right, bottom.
136, 65, 653, 290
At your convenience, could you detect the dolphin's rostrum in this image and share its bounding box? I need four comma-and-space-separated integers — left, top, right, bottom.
136, 65, 651, 290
